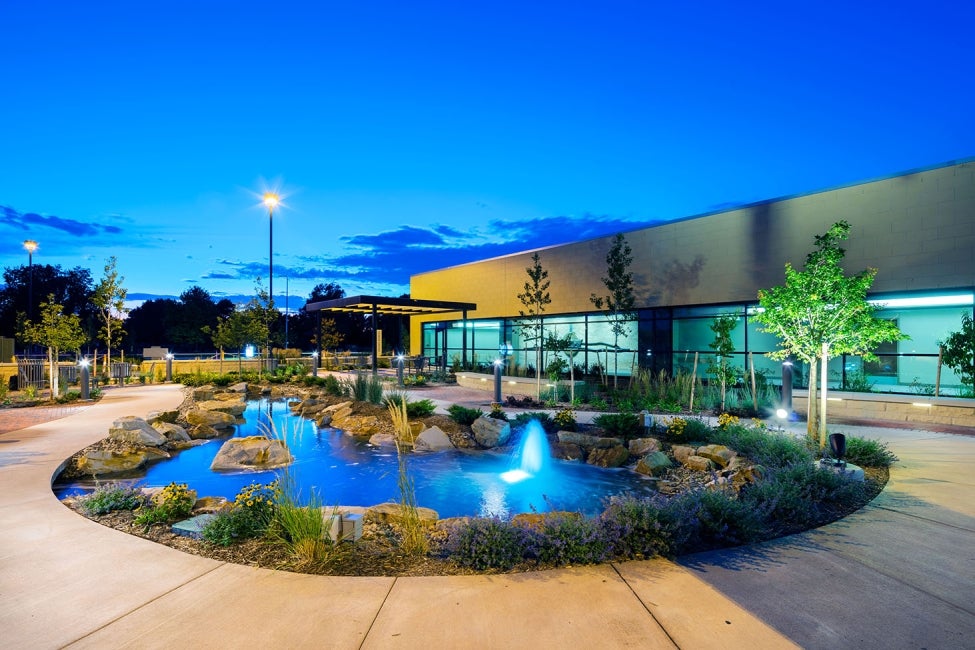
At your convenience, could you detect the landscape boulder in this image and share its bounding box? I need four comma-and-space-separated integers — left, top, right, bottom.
587, 444, 630, 468
671, 445, 696, 464
185, 408, 237, 431
628, 437, 661, 456
682, 455, 714, 471
76, 449, 151, 476
558, 431, 624, 449
414, 426, 454, 452
151, 421, 191, 443
145, 409, 179, 425
196, 399, 246, 417
364, 502, 439, 526
109, 416, 167, 447
696, 444, 736, 468
635, 451, 672, 477
210, 436, 292, 471
472, 416, 511, 448
551, 442, 585, 461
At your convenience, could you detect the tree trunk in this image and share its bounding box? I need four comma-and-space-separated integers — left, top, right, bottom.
749, 352, 757, 411
689, 352, 698, 411
807, 360, 818, 441
819, 343, 829, 449
535, 346, 541, 401
720, 360, 727, 412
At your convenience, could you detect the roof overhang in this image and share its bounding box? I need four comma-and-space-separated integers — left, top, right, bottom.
303, 295, 477, 316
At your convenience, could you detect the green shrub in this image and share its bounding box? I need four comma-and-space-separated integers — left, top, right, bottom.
322, 374, 344, 396
134, 482, 195, 528
447, 404, 483, 426
668, 489, 764, 554
743, 463, 868, 535
447, 517, 527, 570
844, 436, 898, 467
601, 495, 677, 559
593, 412, 641, 439
384, 392, 437, 419
267, 473, 336, 569
76, 482, 146, 516
553, 407, 577, 431
532, 514, 609, 566
705, 423, 813, 468
682, 416, 710, 439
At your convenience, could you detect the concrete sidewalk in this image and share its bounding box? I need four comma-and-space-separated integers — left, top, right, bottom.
0, 384, 972, 649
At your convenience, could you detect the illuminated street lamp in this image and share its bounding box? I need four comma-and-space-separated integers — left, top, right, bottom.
23, 240, 38, 357
23, 239, 38, 320
263, 192, 279, 305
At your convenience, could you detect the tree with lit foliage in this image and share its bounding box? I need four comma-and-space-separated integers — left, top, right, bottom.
92, 256, 128, 368
517, 252, 552, 400
590, 233, 637, 389
18, 295, 87, 397
755, 221, 905, 448
940, 313, 975, 395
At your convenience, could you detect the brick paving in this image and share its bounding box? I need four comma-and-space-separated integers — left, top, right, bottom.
0, 403, 94, 435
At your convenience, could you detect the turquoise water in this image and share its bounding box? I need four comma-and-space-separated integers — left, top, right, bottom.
55, 398, 655, 518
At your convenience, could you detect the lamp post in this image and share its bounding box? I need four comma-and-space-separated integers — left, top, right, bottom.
263, 192, 279, 305
23, 240, 38, 356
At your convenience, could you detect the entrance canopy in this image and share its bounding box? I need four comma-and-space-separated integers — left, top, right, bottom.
304, 295, 476, 316
303, 295, 477, 371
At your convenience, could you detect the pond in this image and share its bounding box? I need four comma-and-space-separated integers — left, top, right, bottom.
55, 398, 656, 518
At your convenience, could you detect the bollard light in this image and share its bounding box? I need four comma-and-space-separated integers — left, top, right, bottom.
396, 354, 405, 387
493, 358, 504, 404
312, 351, 319, 377
79, 358, 90, 400
165, 353, 174, 382
781, 360, 793, 416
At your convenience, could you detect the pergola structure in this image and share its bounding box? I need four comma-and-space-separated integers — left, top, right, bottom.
302, 295, 477, 372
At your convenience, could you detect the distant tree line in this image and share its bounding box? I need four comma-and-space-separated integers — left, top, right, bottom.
1, 263, 407, 358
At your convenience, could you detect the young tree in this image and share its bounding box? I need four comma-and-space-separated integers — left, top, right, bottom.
544, 330, 582, 403
207, 308, 261, 375
590, 233, 637, 389
939, 312, 975, 395
756, 221, 905, 447
18, 295, 87, 397
517, 252, 552, 400
92, 256, 128, 368
707, 314, 739, 412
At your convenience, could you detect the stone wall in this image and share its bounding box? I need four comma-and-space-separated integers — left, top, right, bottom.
792, 391, 975, 429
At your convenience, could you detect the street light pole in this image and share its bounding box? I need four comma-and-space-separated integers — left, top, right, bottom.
23, 240, 38, 357
23, 240, 38, 321
263, 192, 279, 306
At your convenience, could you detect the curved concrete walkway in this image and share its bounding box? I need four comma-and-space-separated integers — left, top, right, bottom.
0, 385, 972, 649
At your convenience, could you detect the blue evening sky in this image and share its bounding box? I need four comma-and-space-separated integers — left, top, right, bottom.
2, 1, 973, 310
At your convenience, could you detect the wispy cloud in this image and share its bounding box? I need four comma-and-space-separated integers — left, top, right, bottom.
195, 213, 660, 296
1, 205, 124, 238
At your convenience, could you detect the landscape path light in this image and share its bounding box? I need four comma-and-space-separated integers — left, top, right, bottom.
79, 358, 90, 400
263, 192, 279, 305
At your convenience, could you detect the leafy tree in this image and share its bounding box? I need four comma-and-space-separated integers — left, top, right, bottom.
92, 256, 128, 367
517, 252, 552, 400
756, 221, 905, 447
707, 314, 739, 412
590, 233, 637, 389
544, 330, 582, 403
0, 264, 95, 338
125, 297, 178, 351
207, 308, 261, 374
940, 312, 975, 395
18, 295, 87, 397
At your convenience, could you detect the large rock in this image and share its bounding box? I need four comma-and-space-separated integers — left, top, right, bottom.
145, 409, 179, 425
76, 449, 150, 476
696, 444, 736, 468
587, 445, 630, 468
151, 421, 191, 443
368, 433, 398, 447
557, 431, 623, 449
635, 451, 672, 476
364, 502, 439, 526
192, 387, 215, 401
185, 409, 237, 431
414, 426, 454, 452
196, 399, 246, 417
109, 416, 167, 447
210, 436, 292, 471
226, 382, 248, 393
682, 455, 715, 471
472, 416, 512, 448
671, 445, 696, 464
188, 424, 221, 440
628, 437, 661, 456
551, 442, 584, 461
336, 415, 381, 438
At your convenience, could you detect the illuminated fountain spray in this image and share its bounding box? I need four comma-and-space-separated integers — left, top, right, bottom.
500, 419, 551, 484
